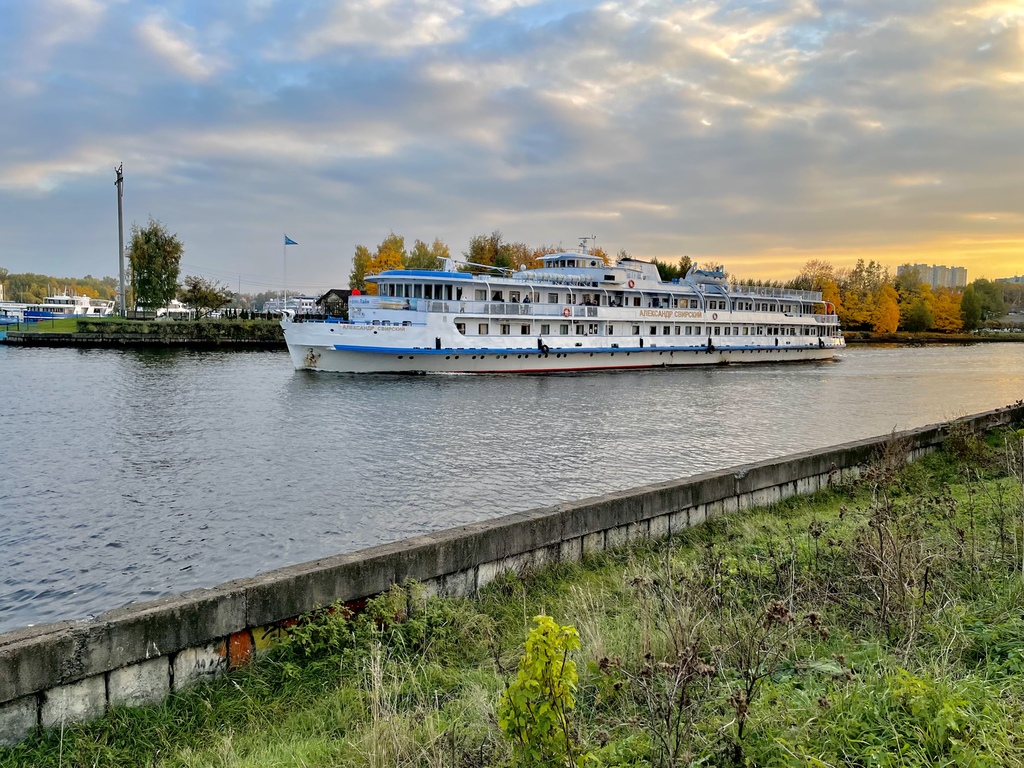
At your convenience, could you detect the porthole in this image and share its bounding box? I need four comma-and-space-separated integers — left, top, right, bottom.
397, 355, 404, 359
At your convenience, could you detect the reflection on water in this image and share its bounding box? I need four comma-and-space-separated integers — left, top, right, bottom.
1, 343, 1022, 632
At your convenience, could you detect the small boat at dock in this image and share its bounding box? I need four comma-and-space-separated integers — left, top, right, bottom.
0, 293, 115, 321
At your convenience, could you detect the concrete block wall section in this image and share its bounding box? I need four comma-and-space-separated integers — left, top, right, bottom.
1, 404, 1021, 746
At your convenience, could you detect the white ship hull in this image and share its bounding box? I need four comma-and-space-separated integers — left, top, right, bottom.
283, 320, 844, 374
283, 251, 846, 374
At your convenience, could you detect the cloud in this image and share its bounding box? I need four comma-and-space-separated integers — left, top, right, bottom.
136, 13, 224, 80
38, 0, 107, 48
1, 0, 1023, 283
4, 0, 110, 88
298, 0, 467, 57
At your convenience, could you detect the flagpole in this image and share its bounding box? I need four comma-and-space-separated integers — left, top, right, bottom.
283, 235, 287, 313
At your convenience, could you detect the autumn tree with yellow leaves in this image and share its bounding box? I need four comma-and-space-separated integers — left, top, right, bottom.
871, 285, 901, 333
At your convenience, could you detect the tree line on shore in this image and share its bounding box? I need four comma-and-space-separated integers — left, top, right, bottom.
346, 231, 1021, 333
763, 258, 1021, 334
346, 230, 617, 295
5, 225, 1021, 332
0, 267, 117, 303
0, 220, 232, 319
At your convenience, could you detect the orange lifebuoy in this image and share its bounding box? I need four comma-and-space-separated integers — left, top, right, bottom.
712, 312, 718, 320
627, 279, 635, 288
563, 307, 571, 317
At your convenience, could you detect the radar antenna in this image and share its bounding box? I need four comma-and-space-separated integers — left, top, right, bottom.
578, 234, 597, 253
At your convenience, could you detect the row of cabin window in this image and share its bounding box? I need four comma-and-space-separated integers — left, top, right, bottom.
381, 284, 809, 313
453, 323, 835, 337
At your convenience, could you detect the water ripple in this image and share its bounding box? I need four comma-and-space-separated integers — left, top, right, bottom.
0, 344, 1022, 632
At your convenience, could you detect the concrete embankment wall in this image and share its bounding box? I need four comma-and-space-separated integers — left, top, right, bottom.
2, 404, 1022, 745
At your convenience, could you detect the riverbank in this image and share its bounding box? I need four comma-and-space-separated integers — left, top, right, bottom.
2, 316, 1020, 351
844, 330, 1024, 344
0, 318, 285, 350
3, 420, 1023, 766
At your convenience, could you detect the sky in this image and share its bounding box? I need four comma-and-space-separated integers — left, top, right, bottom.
1, 0, 1022, 295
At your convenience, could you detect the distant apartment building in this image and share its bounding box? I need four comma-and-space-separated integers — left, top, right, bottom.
996, 275, 1024, 285
897, 263, 968, 289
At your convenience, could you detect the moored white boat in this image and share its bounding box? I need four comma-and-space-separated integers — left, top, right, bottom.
282, 247, 844, 374
0, 293, 116, 321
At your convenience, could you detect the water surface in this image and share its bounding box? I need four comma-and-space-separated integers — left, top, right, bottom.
1, 343, 1021, 632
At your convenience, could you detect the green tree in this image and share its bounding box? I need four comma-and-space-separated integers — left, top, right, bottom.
652, 256, 692, 282
788, 259, 836, 291
960, 286, 983, 331
904, 297, 934, 332
405, 237, 450, 270
970, 278, 1005, 320
129, 218, 183, 311
178, 275, 231, 318
349, 245, 372, 292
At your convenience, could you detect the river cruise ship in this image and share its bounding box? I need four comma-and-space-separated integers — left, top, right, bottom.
282, 249, 844, 373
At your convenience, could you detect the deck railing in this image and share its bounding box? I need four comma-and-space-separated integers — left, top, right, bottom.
729, 285, 824, 302
348, 295, 840, 322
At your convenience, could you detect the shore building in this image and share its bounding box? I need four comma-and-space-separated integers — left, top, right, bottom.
897, 263, 968, 290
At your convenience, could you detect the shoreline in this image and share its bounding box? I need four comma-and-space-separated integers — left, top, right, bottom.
844, 332, 1024, 344
3, 330, 1022, 351
0, 331, 285, 351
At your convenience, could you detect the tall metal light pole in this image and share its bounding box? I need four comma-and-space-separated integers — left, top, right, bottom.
115, 163, 126, 316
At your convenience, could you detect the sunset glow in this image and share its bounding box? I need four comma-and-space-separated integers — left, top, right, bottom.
1, 1, 1022, 289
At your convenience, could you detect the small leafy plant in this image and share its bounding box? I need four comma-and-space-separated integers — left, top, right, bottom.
499, 614, 583, 767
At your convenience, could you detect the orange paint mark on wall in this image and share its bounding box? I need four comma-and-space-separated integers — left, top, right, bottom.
228, 630, 254, 669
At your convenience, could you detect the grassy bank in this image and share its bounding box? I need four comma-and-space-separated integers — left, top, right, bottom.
844, 330, 1024, 344
74, 318, 283, 342
4, 317, 79, 333
1, 318, 283, 341
4, 427, 1024, 767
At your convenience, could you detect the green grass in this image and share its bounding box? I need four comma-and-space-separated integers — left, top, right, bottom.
13, 317, 81, 333
4, 429, 1024, 767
